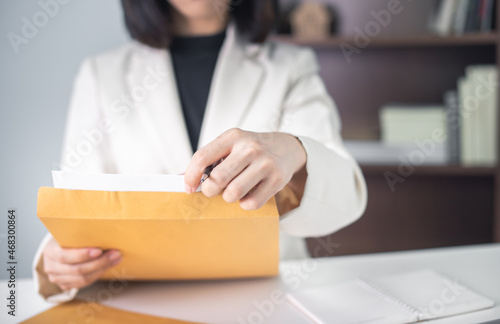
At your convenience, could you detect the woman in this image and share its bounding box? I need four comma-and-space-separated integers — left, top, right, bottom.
33, 0, 367, 302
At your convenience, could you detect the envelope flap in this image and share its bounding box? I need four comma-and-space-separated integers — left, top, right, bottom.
37, 187, 278, 221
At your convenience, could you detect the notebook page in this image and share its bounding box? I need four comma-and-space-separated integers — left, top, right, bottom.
286, 281, 417, 324
52, 170, 201, 192
371, 269, 494, 321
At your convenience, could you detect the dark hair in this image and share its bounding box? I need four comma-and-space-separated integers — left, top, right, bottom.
121, 0, 278, 49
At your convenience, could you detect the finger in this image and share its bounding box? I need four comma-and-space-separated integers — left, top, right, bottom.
239, 179, 280, 210
45, 239, 103, 265
47, 273, 91, 290
45, 250, 121, 276
54, 263, 116, 290
200, 152, 251, 198
219, 163, 264, 203
48, 258, 120, 290
184, 129, 241, 192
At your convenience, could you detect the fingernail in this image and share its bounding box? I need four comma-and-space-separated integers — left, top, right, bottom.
185, 183, 193, 194
107, 250, 121, 261
88, 249, 102, 258
111, 257, 122, 266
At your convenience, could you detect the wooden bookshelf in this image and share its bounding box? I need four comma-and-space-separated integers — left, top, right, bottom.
272, 33, 498, 48
277, 4, 500, 257
360, 165, 497, 177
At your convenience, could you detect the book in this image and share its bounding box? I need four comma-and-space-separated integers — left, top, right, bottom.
465, 0, 482, 33
431, 0, 459, 36
286, 269, 494, 324
458, 76, 475, 165
444, 90, 461, 164
492, 0, 497, 30
449, 0, 494, 34
344, 141, 448, 165
467, 66, 498, 165
459, 65, 498, 166
480, 0, 495, 32
379, 104, 447, 145
454, 0, 471, 35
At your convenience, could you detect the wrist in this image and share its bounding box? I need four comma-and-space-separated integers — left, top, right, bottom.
291, 135, 307, 174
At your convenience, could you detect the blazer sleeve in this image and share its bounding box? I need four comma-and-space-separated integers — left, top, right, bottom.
277, 48, 367, 238
33, 58, 107, 302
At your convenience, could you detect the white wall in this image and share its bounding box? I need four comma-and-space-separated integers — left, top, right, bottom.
0, 0, 129, 279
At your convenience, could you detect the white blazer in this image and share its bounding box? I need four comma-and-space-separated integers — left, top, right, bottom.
33, 23, 367, 302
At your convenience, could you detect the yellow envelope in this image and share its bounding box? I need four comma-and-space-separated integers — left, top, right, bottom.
21, 299, 203, 323
36, 188, 279, 280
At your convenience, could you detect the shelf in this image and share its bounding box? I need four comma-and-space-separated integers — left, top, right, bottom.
360, 165, 497, 177
271, 33, 498, 48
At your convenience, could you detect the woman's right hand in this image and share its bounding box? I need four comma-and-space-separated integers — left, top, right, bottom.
42, 238, 122, 291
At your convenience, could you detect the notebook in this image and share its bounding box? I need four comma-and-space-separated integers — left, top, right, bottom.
286, 269, 494, 324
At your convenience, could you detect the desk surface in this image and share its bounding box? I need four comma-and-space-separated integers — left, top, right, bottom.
2, 243, 500, 324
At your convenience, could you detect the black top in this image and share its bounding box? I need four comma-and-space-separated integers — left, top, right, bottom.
170, 30, 226, 152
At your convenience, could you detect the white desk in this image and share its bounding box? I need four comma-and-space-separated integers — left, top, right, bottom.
2, 243, 500, 324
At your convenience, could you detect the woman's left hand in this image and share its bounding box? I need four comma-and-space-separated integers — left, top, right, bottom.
184, 128, 307, 210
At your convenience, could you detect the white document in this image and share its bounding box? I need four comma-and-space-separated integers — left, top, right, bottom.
51, 171, 201, 192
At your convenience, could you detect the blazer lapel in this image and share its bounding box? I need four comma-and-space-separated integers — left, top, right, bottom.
127, 45, 193, 174
198, 23, 265, 148
125, 22, 265, 174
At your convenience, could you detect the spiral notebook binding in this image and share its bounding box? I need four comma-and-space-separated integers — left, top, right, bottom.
357, 277, 424, 321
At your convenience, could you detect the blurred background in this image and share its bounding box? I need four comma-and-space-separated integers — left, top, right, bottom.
0, 0, 497, 279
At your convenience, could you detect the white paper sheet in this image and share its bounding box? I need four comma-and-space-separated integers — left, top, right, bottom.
51, 171, 201, 192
